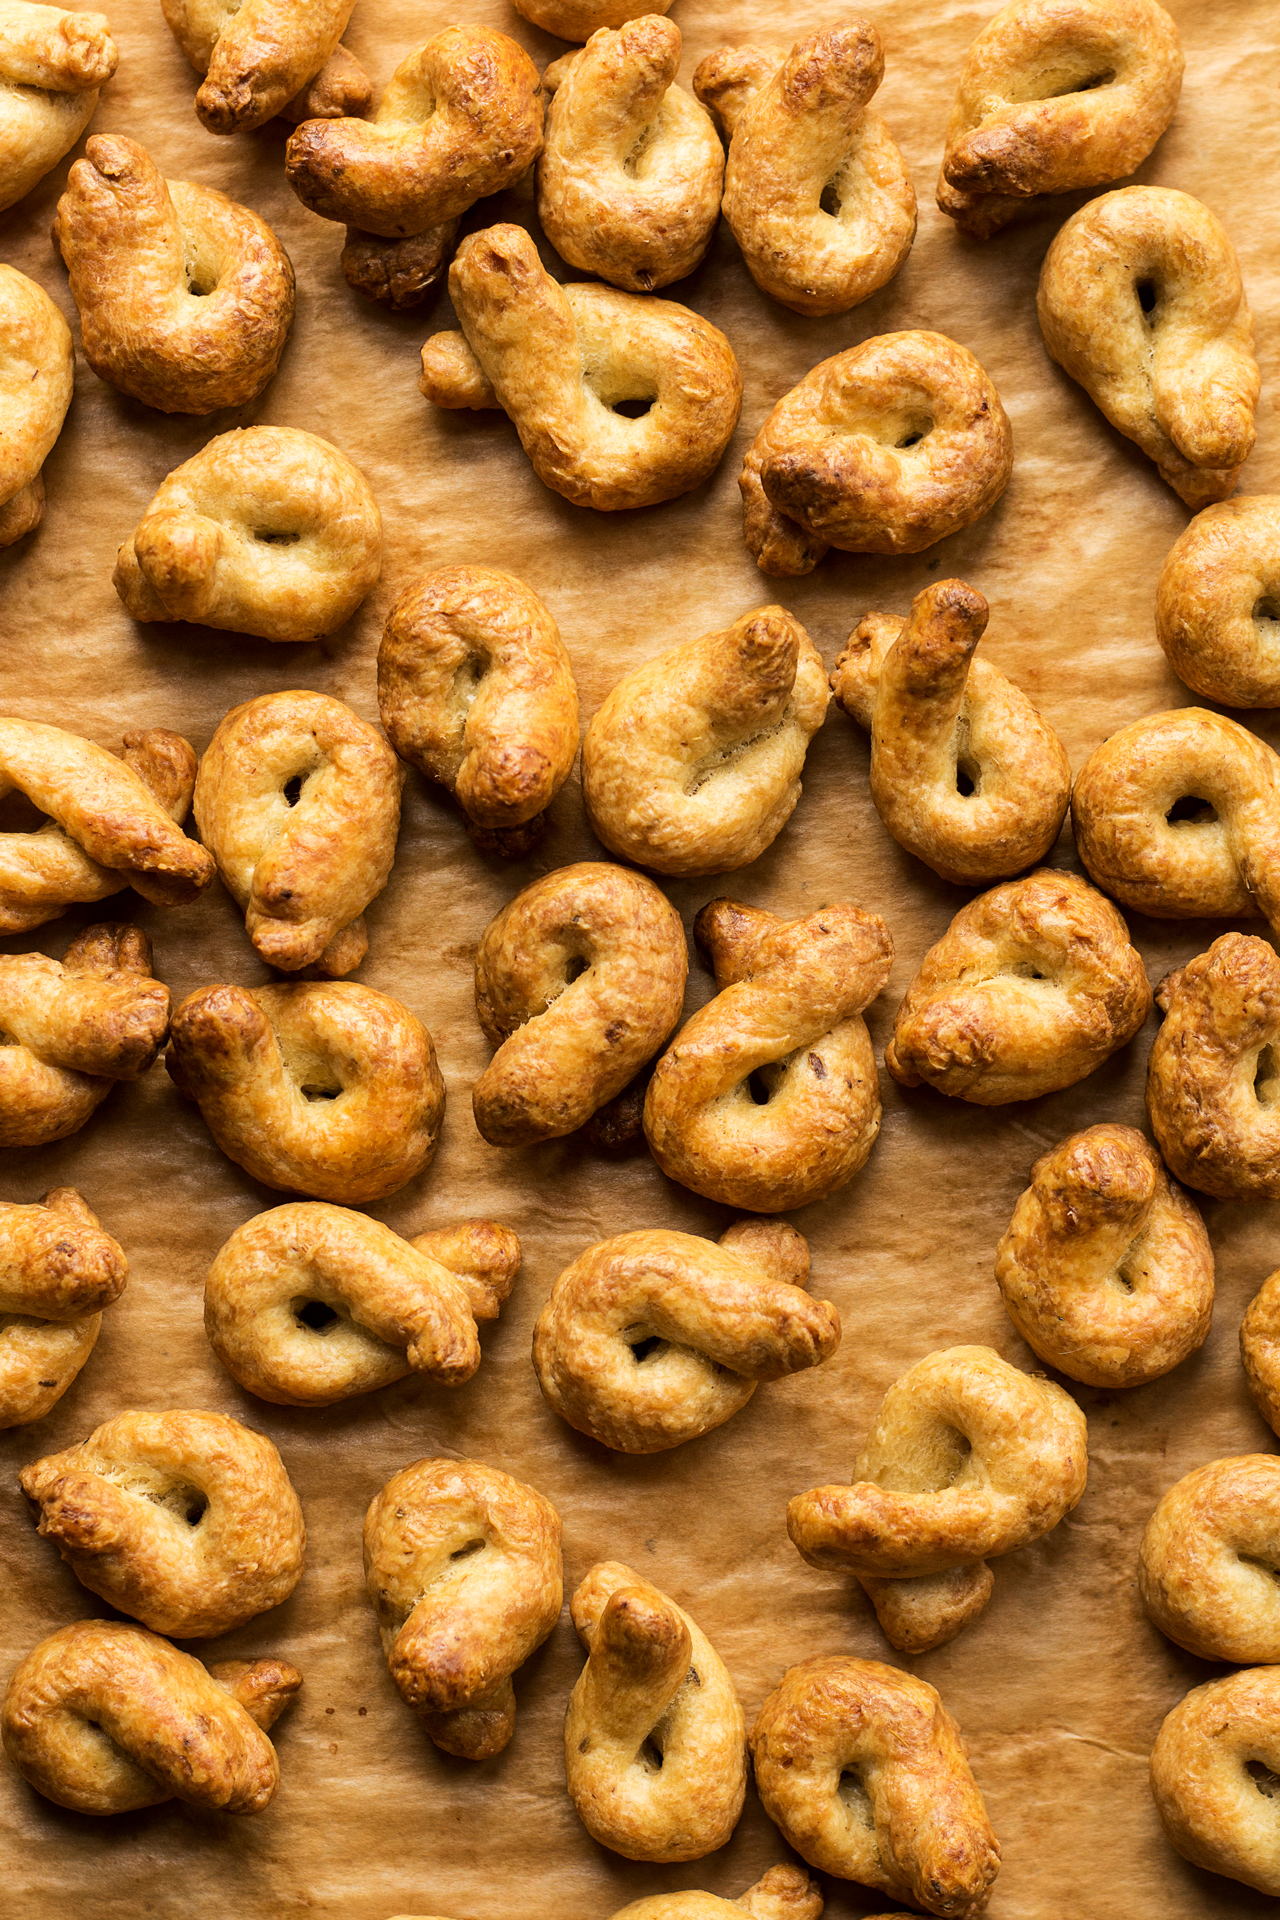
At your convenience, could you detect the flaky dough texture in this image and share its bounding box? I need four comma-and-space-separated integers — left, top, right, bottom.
1139, 1456, 1280, 1665
1242, 1267, 1280, 1442
0, 1187, 125, 1428
161, 0, 362, 134
1150, 1666, 1280, 1895
0, 262, 73, 544
0, 2, 117, 214
1156, 497, 1280, 707
513, 0, 671, 39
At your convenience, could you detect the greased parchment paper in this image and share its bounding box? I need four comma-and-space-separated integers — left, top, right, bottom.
2, 2, 1279, 1914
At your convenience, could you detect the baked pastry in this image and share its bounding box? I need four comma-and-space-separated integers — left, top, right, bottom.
419, 223, 742, 512
167, 980, 444, 1202
539, 16, 723, 292
1150, 1666, 1280, 1895
1139, 1456, 1280, 1664
194, 689, 403, 976
750, 1655, 1000, 1916
54, 134, 295, 415
694, 19, 915, 317
532, 1218, 839, 1453
513, 1, 671, 39
112, 426, 383, 641
473, 861, 687, 1147
886, 868, 1151, 1105
1156, 498, 1280, 707
363, 1458, 561, 1759
206, 1204, 520, 1407
831, 579, 1071, 885
161, 0, 368, 133
339, 220, 459, 312
1, 1620, 300, 1815
0, 2, 117, 213
645, 897, 893, 1212
378, 565, 579, 858
607, 1868, 823, 1920
0, 263, 74, 544
1243, 1269, 1280, 1439
994, 1124, 1213, 1388
582, 606, 828, 875
21, 1408, 305, 1639
788, 1345, 1088, 1654
937, 0, 1183, 239
1038, 186, 1258, 508
0, 1187, 126, 1428
565, 1560, 746, 1861
740, 331, 1013, 578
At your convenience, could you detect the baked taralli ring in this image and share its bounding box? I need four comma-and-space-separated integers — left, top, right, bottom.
1150, 1666, 1280, 1896
605, 1868, 824, 1920
0, 1187, 127, 1428
161, 0, 368, 134
513, 0, 672, 39
1242, 1268, 1280, 1440
0, 2, 117, 214
1156, 498, 1280, 707
0, 263, 74, 545
1139, 1456, 1280, 1665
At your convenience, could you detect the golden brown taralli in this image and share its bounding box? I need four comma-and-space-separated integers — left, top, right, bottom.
161, 0, 366, 134
1139, 1456, 1280, 1665
1242, 1268, 1280, 1440
0, 263, 73, 544
0, 1, 117, 213
1156, 497, 1280, 707
1150, 1666, 1280, 1895
606, 1868, 824, 1920
0, 1187, 126, 1428
513, 0, 672, 38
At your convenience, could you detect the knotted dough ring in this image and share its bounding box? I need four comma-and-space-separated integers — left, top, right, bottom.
994, 1124, 1213, 1389
607, 1867, 823, 1920
0, 264, 73, 545
167, 980, 444, 1203
532, 1218, 839, 1453
644, 897, 893, 1213
419, 223, 742, 513
566, 1560, 746, 1862
788, 1345, 1088, 1655
364, 1457, 562, 1760
21, 1408, 305, 1640
161, 0, 368, 134
831, 579, 1071, 886
1150, 1666, 1280, 1896
1243, 1268, 1280, 1441
1156, 498, 1280, 708
54, 135, 295, 415
194, 689, 403, 977
740, 331, 1013, 578
1, 1621, 301, 1816
0, 1187, 126, 1428
205, 1204, 520, 1407
0, 2, 117, 213
886, 868, 1151, 1105
1038, 187, 1258, 509
1139, 1456, 1280, 1665
694, 19, 915, 317
750, 1655, 1000, 1916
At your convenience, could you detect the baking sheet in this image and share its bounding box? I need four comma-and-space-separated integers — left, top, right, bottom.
2, 1, 1280, 1914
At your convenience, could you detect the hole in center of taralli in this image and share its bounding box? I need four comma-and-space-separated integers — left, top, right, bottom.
184, 1491, 209, 1526
255, 529, 300, 545
956, 760, 979, 797
0, 789, 52, 833
838, 1767, 874, 1826
640, 1736, 664, 1772
301, 1083, 339, 1103
628, 1335, 666, 1365
1255, 596, 1280, 628
296, 1299, 339, 1333
284, 775, 304, 807
820, 180, 841, 217
1136, 278, 1158, 318
1255, 1044, 1280, 1107
1247, 1759, 1280, 1799
747, 1070, 773, 1106
1166, 795, 1217, 827
612, 397, 654, 419
450, 1538, 485, 1563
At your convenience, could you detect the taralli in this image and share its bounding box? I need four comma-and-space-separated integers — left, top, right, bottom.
994, 1124, 1213, 1389
1038, 186, 1258, 509
363, 1458, 561, 1760
565, 1560, 746, 1862
886, 868, 1151, 1105
0, 1, 117, 213
582, 606, 828, 876
1243, 1268, 1280, 1440
54, 134, 295, 415
750, 1656, 1000, 1915
605, 1867, 823, 1920
831, 580, 1071, 885
740, 331, 1013, 578
205, 1204, 520, 1407
694, 19, 915, 317
788, 1346, 1088, 1655
194, 689, 403, 976
0, 264, 73, 545
160, 0, 367, 134
513, 1, 672, 39
112, 426, 383, 642
644, 897, 894, 1212
472, 862, 687, 1148
0, 924, 170, 1149
1139, 1456, 1280, 1665
419, 223, 742, 513
339, 219, 459, 312
0, 1620, 300, 1816
377, 566, 579, 858
532, 1218, 839, 1453
0, 1188, 126, 1428
1157, 497, 1280, 707
21, 1408, 305, 1639
937, 0, 1183, 239
1150, 1666, 1280, 1896
167, 980, 444, 1203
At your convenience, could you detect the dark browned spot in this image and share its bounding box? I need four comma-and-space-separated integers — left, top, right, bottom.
809, 1053, 827, 1079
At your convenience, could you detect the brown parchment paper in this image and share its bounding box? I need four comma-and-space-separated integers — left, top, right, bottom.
2, 2, 1280, 1914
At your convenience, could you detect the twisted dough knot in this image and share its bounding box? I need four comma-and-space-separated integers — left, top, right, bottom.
54, 135, 295, 415
1139, 1456, 1280, 1665
419, 223, 742, 513
533, 1218, 838, 1453
0, 2, 117, 214
1150, 1666, 1280, 1896
21, 1408, 305, 1639
644, 897, 893, 1213
1243, 1267, 1280, 1440
205, 1204, 520, 1407
363, 1458, 562, 1760
1157, 498, 1280, 707
161, 0, 368, 134
740, 331, 1012, 578
937, 0, 1183, 238
0, 264, 73, 545
566, 1560, 746, 1861
167, 980, 444, 1203
194, 689, 403, 977
113, 426, 383, 642
473, 861, 687, 1148
994, 1123, 1213, 1389
0, 1187, 126, 1428
832, 579, 1071, 885
583, 606, 829, 877
513, 1, 671, 39
1038, 186, 1258, 508
378, 565, 579, 859
886, 868, 1151, 1105
749, 1656, 1000, 1917
695, 19, 915, 317
787, 1345, 1088, 1655
0, 1620, 300, 1816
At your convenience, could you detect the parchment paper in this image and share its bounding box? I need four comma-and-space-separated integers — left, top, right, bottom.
2, 2, 1279, 1914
